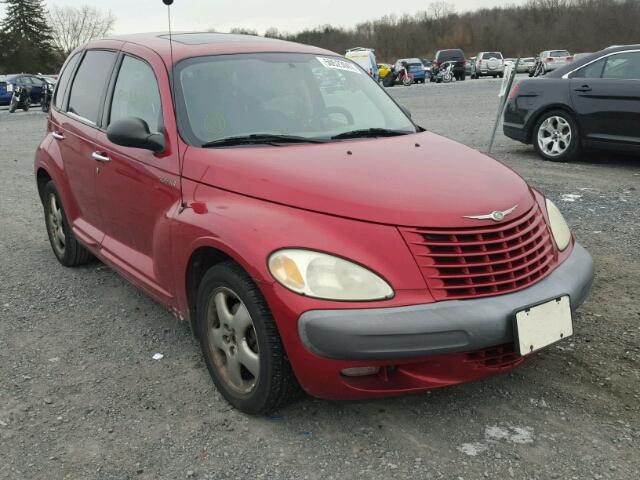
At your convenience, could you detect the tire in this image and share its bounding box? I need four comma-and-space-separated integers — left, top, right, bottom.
197, 261, 299, 414
9, 96, 17, 113
22, 100, 30, 112
42, 181, 94, 266
499, 72, 504, 78
532, 110, 581, 162
429, 75, 435, 83
460, 73, 466, 81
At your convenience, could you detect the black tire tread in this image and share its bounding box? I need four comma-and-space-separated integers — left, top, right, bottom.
197, 261, 300, 414
43, 181, 94, 267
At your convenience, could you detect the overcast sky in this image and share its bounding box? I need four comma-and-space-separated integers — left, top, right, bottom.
23, 0, 528, 35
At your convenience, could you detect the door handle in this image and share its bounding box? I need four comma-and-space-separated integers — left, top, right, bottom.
52, 132, 65, 140
91, 152, 111, 163
574, 85, 592, 93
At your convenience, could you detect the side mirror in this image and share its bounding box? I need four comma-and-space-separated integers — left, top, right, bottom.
107, 117, 165, 153
399, 105, 412, 118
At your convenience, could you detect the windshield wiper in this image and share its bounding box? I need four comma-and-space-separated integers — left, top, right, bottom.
331, 128, 413, 140
201, 134, 327, 148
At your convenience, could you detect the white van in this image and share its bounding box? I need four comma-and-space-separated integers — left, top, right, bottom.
345, 48, 380, 82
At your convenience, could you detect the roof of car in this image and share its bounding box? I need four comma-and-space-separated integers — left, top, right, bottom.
84, 32, 336, 65
546, 44, 640, 78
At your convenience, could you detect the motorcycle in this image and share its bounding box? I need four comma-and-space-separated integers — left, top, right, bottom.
435, 61, 456, 83
529, 58, 545, 77
396, 66, 414, 87
9, 85, 31, 113
41, 81, 54, 112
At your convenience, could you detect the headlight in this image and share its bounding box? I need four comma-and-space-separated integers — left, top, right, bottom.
268, 249, 394, 301
545, 199, 572, 251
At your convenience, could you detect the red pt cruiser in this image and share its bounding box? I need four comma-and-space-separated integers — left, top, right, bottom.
35, 33, 594, 414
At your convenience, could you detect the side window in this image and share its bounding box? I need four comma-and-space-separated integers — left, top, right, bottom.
573, 58, 606, 79
109, 55, 163, 133
53, 53, 81, 109
68, 50, 117, 124
602, 52, 640, 80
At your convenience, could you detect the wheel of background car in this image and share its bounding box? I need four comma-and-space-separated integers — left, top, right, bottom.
460, 73, 466, 81
196, 261, 299, 414
42, 181, 94, 266
533, 110, 581, 162
22, 99, 30, 112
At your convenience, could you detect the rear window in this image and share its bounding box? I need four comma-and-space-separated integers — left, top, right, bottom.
438, 50, 464, 61
67, 50, 117, 123
53, 53, 80, 110
551, 51, 570, 58
482, 52, 503, 60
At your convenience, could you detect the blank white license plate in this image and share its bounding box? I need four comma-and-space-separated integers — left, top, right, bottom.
515, 296, 572, 356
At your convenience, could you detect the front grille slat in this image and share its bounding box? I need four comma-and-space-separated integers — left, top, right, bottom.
400, 205, 557, 301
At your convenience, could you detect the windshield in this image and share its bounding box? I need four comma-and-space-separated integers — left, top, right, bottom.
175, 53, 416, 146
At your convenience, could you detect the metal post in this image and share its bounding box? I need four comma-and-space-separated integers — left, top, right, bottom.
488, 58, 520, 154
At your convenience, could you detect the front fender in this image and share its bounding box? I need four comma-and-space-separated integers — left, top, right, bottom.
171, 179, 430, 319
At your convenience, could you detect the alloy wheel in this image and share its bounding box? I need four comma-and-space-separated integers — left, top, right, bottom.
206, 287, 260, 394
537, 116, 572, 158
46, 193, 66, 257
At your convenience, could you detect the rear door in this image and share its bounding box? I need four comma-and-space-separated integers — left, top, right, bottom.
570, 50, 640, 148
52, 49, 118, 246
93, 47, 180, 302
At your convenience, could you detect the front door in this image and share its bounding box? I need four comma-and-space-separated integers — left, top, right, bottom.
93, 51, 181, 302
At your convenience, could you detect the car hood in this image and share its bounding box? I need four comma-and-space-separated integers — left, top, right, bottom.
183, 131, 535, 227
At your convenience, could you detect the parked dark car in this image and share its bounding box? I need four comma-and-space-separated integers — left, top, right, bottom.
0, 74, 46, 106
431, 49, 466, 81
504, 44, 640, 162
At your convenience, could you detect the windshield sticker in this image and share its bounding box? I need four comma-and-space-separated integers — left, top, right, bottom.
317, 57, 362, 74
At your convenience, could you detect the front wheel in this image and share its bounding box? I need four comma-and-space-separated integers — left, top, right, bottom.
197, 262, 299, 414
9, 95, 17, 113
533, 110, 581, 162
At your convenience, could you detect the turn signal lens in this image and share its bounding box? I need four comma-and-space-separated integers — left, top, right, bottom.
545, 199, 572, 251
268, 249, 394, 301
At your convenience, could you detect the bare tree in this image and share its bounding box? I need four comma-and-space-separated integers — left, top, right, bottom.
49, 5, 116, 56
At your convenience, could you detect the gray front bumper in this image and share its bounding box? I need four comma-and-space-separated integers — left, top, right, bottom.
298, 243, 594, 360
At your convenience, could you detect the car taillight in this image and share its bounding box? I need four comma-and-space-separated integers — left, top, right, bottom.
508, 83, 521, 100
566, 56, 574, 62
546, 57, 554, 62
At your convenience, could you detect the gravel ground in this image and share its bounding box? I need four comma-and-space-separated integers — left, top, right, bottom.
1, 77, 639, 480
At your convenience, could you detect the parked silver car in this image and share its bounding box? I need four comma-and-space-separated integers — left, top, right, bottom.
537, 50, 574, 74
471, 52, 505, 78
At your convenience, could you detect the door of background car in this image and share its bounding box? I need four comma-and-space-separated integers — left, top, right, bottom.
52, 49, 118, 246
93, 47, 180, 302
26, 76, 44, 103
570, 50, 640, 148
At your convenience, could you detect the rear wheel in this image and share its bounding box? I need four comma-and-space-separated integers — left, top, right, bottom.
22, 99, 30, 112
197, 261, 299, 414
42, 181, 94, 266
533, 110, 581, 162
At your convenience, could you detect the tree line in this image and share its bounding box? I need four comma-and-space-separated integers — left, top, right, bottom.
0, 0, 114, 74
260, 0, 640, 62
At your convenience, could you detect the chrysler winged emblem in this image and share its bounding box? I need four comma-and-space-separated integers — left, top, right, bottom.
464, 205, 518, 222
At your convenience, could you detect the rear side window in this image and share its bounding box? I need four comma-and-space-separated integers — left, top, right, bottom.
53, 53, 80, 110
68, 50, 117, 124
573, 58, 606, 79
109, 55, 163, 133
602, 52, 640, 80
